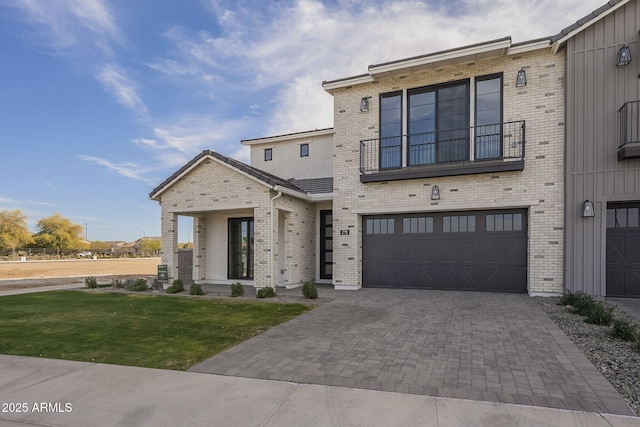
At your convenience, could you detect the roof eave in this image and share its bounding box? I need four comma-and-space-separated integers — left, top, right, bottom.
241, 128, 334, 145
551, 0, 629, 53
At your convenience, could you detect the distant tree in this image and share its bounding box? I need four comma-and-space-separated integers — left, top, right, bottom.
178, 242, 193, 249
139, 238, 161, 255
0, 210, 32, 257
32, 214, 83, 253
91, 241, 111, 251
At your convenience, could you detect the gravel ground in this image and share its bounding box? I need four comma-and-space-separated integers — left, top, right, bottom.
536, 297, 640, 416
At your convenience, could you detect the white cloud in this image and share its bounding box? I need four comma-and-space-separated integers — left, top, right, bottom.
6, 0, 123, 55
96, 64, 147, 115
78, 155, 154, 183
152, 0, 605, 136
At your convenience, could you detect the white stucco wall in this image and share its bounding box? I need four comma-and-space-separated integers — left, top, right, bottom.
246, 130, 333, 180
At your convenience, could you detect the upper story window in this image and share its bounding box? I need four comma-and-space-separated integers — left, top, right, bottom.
300, 143, 309, 157
377, 74, 503, 170
264, 148, 272, 161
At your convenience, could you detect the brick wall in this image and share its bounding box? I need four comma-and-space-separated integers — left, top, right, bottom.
157, 155, 315, 288
330, 48, 565, 294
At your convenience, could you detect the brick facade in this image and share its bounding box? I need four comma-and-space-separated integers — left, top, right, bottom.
156, 156, 316, 289
330, 48, 565, 294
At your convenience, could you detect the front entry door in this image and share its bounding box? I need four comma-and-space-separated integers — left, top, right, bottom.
320, 210, 333, 280
228, 217, 254, 280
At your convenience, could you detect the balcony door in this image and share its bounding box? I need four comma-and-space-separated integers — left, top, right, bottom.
380, 92, 402, 169
408, 81, 469, 166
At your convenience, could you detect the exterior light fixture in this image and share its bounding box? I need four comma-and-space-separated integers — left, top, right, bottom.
617, 45, 632, 66
581, 200, 595, 218
516, 68, 527, 87
431, 185, 440, 200
360, 97, 370, 112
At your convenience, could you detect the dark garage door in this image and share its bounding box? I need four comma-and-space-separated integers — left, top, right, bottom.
607, 203, 640, 297
363, 209, 527, 292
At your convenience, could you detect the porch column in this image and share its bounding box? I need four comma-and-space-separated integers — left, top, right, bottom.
161, 211, 179, 281
193, 215, 206, 281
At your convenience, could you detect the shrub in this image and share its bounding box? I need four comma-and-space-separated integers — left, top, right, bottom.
584, 302, 614, 325
230, 282, 244, 297
111, 279, 124, 289
189, 283, 205, 295
561, 291, 596, 316
165, 279, 184, 294
611, 318, 637, 341
302, 281, 318, 299
126, 278, 149, 292
256, 286, 276, 298
85, 276, 98, 289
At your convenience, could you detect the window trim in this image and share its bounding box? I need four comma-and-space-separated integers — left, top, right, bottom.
300, 143, 309, 157
264, 148, 272, 161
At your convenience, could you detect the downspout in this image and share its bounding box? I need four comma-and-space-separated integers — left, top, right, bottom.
270, 190, 282, 288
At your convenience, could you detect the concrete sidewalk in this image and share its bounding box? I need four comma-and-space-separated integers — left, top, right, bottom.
0, 355, 638, 427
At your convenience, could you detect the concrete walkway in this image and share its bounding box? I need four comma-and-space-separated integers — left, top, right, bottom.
192, 288, 635, 416
0, 355, 638, 427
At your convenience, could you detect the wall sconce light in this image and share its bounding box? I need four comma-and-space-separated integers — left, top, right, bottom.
581, 200, 595, 217
515, 68, 527, 87
617, 45, 632, 66
431, 185, 440, 200
360, 97, 370, 112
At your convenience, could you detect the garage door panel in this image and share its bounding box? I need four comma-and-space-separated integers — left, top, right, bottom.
606, 203, 640, 297
363, 210, 527, 292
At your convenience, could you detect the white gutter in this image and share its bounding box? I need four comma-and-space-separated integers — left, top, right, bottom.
269, 190, 282, 289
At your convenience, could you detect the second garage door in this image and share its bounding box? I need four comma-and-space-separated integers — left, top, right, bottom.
363, 209, 528, 292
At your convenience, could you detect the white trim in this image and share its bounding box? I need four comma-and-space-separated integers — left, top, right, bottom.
507, 40, 552, 55
529, 292, 563, 297
352, 200, 540, 215
242, 128, 334, 145
167, 204, 258, 214
322, 75, 375, 91
368, 38, 512, 77
333, 284, 362, 290
551, 0, 630, 53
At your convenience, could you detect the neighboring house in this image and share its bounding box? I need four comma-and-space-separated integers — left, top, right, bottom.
150, 0, 640, 297
553, 0, 640, 298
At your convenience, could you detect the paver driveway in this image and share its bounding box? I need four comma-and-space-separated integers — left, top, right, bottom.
190, 288, 634, 416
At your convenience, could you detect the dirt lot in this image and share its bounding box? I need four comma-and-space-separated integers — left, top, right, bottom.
0, 258, 161, 280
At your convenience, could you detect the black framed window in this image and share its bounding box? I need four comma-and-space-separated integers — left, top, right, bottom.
486, 213, 522, 232
366, 218, 395, 234
607, 204, 640, 228
228, 217, 254, 280
300, 143, 309, 157
475, 74, 503, 159
379, 92, 402, 169
407, 80, 469, 165
443, 215, 476, 233
264, 148, 272, 161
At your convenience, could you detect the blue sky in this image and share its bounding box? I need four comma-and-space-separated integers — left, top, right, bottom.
0, 0, 605, 243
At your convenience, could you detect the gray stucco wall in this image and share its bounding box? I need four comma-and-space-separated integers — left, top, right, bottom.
565, 0, 640, 296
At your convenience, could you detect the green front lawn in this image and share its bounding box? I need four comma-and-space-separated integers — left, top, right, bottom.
0, 291, 312, 370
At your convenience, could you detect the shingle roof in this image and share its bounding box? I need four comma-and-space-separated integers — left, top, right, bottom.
289, 177, 334, 194
149, 150, 306, 199
550, 0, 627, 43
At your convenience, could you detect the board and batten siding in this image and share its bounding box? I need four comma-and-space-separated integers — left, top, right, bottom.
565, 0, 640, 296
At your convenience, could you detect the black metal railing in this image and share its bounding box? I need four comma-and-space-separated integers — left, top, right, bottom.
620, 101, 640, 147
360, 121, 525, 174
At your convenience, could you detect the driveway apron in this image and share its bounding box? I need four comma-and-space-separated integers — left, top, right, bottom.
190, 289, 634, 416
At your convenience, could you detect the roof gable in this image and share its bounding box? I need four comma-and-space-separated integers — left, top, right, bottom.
551, 0, 629, 52
149, 150, 306, 200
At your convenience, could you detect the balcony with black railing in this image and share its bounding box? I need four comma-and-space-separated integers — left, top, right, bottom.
618, 101, 640, 160
359, 121, 526, 182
